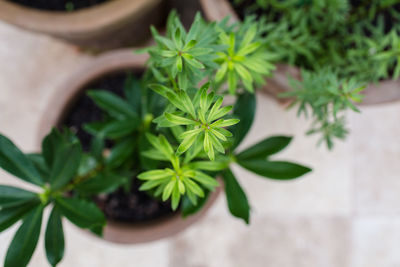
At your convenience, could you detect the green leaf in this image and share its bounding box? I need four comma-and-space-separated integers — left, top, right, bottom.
158, 135, 175, 161
55, 197, 106, 229
87, 90, 138, 119
183, 56, 205, 69
191, 171, 219, 189
0, 185, 37, 208
188, 160, 228, 171
222, 169, 250, 224
236, 136, 293, 160
138, 169, 172, 180
100, 119, 139, 139
211, 119, 240, 127
228, 71, 237, 95
162, 179, 176, 201
106, 138, 136, 169
215, 62, 228, 83
0, 134, 43, 186
234, 64, 253, 83
177, 90, 196, 118
149, 84, 174, 99
75, 172, 129, 194
238, 159, 311, 180
50, 142, 82, 190
141, 149, 169, 161
45, 206, 64, 267
124, 74, 142, 114
42, 128, 64, 168
5, 205, 43, 267
165, 113, 197, 125
171, 184, 181, 210
181, 191, 210, 217
177, 133, 198, 155
0, 201, 39, 232
27, 154, 50, 182
182, 178, 204, 197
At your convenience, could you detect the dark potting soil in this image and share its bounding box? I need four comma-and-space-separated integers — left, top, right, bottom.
95, 179, 175, 223
8, 0, 109, 12
63, 71, 176, 223
63, 72, 127, 151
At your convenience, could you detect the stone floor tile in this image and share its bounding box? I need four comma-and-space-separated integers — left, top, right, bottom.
230, 94, 354, 216
169, 215, 350, 267
348, 104, 400, 215
351, 217, 400, 267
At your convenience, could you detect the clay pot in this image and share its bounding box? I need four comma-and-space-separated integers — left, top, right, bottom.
199, 0, 400, 105
0, 0, 165, 50
37, 49, 221, 244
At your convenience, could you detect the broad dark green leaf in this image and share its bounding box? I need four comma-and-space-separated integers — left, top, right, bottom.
90, 135, 105, 161
55, 197, 106, 229
0, 201, 39, 232
238, 159, 311, 180
27, 154, 50, 182
42, 128, 64, 168
0, 185, 37, 208
106, 138, 136, 169
45, 206, 64, 267
124, 74, 142, 114
4, 205, 43, 267
229, 93, 256, 150
87, 90, 138, 119
89, 224, 104, 237
181, 190, 210, 218
222, 169, 250, 224
0, 134, 43, 186
101, 119, 139, 139
50, 142, 82, 190
75, 172, 129, 194
236, 136, 293, 160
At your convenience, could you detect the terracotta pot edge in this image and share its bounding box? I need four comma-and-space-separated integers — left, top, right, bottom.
36, 48, 148, 148
0, 0, 162, 34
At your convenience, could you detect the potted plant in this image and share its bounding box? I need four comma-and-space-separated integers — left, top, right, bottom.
200, 0, 400, 148
0, 0, 166, 50
0, 12, 311, 267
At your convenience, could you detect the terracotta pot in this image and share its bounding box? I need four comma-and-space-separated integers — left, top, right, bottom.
36, 49, 222, 244
199, 0, 400, 105
0, 0, 166, 50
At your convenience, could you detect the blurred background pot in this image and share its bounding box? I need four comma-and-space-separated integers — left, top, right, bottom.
0, 0, 166, 50
199, 0, 400, 106
36, 49, 221, 244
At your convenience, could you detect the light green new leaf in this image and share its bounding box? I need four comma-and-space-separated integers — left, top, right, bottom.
165, 113, 198, 125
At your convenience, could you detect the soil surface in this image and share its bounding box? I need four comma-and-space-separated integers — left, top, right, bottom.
63, 71, 176, 223
8, 0, 109, 12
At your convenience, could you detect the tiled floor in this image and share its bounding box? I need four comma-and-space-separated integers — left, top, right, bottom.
0, 16, 400, 267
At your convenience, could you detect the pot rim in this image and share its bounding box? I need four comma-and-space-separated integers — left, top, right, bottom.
0, 0, 161, 35
37, 48, 222, 244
